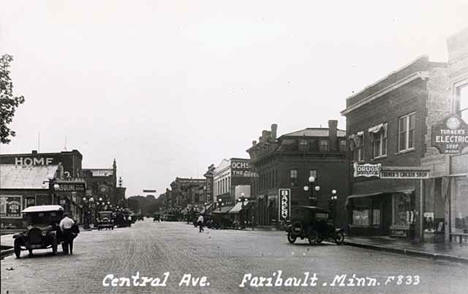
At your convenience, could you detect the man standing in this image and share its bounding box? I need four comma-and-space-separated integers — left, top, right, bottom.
59, 213, 75, 255
197, 214, 204, 233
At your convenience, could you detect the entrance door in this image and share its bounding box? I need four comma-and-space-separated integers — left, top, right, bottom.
382, 195, 392, 234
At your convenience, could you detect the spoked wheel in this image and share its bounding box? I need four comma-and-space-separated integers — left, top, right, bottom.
334, 231, 345, 245
51, 237, 58, 255
287, 232, 297, 244
14, 239, 21, 258
308, 230, 319, 245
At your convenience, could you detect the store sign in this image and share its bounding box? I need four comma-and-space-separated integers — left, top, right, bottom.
353, 163, 381, 178
432, 115, 468, 154
0, 195, 23, 218
231, 160, 249, 170
278, 188, 291, 222
15, 157, 54, 166
56, 182, 86, 192
380, 169, 430, 179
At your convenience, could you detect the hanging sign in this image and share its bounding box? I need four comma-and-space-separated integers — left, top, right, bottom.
353, 163, 381, 178
278, 188, 291, 222
432, 115, 468, 154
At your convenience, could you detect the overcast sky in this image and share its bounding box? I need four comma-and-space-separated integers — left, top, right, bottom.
1, 0, 468, 197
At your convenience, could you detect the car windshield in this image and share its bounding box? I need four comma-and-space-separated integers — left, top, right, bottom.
26, 211, 59, 226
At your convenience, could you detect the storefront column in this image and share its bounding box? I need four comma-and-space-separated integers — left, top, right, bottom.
417, 179, 424, 242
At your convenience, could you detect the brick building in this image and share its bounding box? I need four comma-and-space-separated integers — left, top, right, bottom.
0, 150, 86, 227
82, 159, 118, 208
341, 56, 449, 240
170, 177, 207, 212
247, 121, 349, 226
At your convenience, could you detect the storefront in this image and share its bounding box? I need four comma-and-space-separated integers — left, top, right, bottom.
347, 165, 428, 238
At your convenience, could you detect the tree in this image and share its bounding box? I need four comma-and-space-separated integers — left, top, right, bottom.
0, 54, 25, 144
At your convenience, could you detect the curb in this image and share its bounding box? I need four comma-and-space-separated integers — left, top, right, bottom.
1, 246, 14, 259
344, 241, 468, 264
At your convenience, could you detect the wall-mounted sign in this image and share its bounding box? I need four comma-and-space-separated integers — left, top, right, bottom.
353, 163, 381, 178
231, 159, 249, 170
56, 182, 86, 192
432, 115, 468, 154
278, 188, 291, 222
0, 195, 23, 218
380, 169, 430, 179
14, 157, 54, 166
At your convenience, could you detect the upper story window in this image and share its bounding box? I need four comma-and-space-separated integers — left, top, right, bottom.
319, 140, 329, 152
309, 169, 317, 180
299, 139, 308, 151
457, 83, 468, 123
398, 112, 415, 152
350, 132, 364, 162
290, 169, 298, 179
339, 139, 347, 152
369, 123, 387, 158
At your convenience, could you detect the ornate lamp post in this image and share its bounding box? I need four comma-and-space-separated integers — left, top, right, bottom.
218, 198, 223, 211
304, 176, 320, 206
329, 189, 338, 224
238, 193, 246, 229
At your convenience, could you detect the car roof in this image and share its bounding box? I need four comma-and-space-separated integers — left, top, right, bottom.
22, 205, 64, 213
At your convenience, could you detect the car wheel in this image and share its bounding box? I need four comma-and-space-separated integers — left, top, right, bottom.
308, 230, 319, 245
287, 232, 297, 244
51, 237, 57, 255
334, 231, 345, 245
14, 239, 21, 258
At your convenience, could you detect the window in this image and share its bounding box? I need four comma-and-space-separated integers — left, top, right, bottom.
309, 170, 317, 179
299, 139, 308, 151
319, 140, 329, 152
290, 170, 298, 179
457, 83, 468, 123
339, 139, 347, 152
351, 132, 364, 162
370, 123, 387, 158
372, 209, 381, 225
352, 209, 369, 226
398, 113, 415, 152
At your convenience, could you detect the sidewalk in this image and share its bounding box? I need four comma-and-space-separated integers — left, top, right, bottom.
345, 235, 468, 264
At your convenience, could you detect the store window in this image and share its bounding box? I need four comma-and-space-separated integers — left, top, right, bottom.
353, 209, 369, 226
392, 192, 414, 227
398, 112, 415, 152
369, 123, 387, 158
452, 179, 468, 233
372, 209, 381, 225
457, 83, 468, 123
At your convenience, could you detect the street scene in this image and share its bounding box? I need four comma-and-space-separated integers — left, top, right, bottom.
2, 219, 468, 294
1, 1, 468, 294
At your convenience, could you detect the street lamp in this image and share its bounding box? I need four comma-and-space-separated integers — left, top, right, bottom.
329, 190, 338, 224
238, 193, 246, 229
304, 176, 320, 206
218, 198, 223, 211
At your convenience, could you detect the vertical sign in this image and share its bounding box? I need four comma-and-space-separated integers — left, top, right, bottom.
0, 195, 23, 218
278, 188, 291, 222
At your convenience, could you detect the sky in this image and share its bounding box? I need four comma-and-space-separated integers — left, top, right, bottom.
1, 0, 468, 197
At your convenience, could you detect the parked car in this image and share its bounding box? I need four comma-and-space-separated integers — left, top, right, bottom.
163, 213, 178, 221
285, 206, 344, 245
97, 211, 114, 230
13, 205, 65, 258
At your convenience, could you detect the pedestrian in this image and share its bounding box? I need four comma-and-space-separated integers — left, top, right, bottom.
197, 214, 204, 232
59, 212, 75, 255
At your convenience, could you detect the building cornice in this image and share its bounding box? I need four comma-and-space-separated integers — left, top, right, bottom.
341, 71, 429, 116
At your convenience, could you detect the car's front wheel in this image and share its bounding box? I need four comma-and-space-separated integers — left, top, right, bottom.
14, 239, 21, 258
287, 232, 297, 244
308, 230, 319, 245
334, 231, 345, 245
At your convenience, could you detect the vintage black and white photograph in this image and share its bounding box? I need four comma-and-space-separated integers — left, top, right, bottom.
1, 1, 468, 293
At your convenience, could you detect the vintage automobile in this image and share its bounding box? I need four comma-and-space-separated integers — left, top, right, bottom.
13, 205, 65, 258
97, 211, 114, 230
285, 206, 345, 245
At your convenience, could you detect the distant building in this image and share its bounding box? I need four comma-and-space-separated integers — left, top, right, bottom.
82, 159, 118, 208
203, 164, 215, 203
247, 122, 349, 226
170, 177, 206, 211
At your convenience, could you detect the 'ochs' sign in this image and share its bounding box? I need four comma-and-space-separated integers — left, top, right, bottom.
432, 115, 468, 154
278, 189, 291, 222
353, 163, 381, 178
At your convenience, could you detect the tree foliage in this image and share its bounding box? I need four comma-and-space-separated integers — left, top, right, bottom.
0, 54, 25, 144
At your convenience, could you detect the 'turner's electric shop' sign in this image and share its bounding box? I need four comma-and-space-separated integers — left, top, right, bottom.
432, 115, 468, 154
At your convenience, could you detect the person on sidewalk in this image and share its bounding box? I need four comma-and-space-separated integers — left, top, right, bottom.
59, 213, 75, 255
197, 214, 204, 233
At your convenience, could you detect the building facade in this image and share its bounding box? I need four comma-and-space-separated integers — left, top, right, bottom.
170, 177, 207, 211
82, 159, 118, 208
342, 56, 449, 240
247, 122, 349, 226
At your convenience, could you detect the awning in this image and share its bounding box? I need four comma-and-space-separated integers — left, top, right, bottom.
228, 200, 249, 214
345, 189, 415, 206
212, 205, 234, 214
